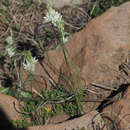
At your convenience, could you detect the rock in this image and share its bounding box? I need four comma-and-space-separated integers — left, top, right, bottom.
32, 1, 130, 111
36, 2, 130, 90
41, 0, 92, 9
118, 87, 130, 129
21, 1, 130, 125
0, 93, 22, 122
48, 111, 69, 124
79, 2, 130, 85
102, 86, 130, 130
23, 111, 106, 130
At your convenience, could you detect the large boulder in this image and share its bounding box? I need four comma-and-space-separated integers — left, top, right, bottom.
34, 2, 130, 95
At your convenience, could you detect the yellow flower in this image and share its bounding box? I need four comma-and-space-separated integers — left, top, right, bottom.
44, 107, 51, 113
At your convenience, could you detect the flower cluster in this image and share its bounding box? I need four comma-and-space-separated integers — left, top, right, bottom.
6, 46, 15, 57
6, 36, 13, 45
23, 51, 38, 73
44, 4, 68, 44
5, 36, 15, 57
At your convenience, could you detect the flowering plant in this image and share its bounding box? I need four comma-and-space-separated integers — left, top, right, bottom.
6, 46, 15, 57
44, 4, 83, 116
23, 51, 38, 73
5, 36, 15, 57
6, 36, 13, 45
44, 4, 68, 44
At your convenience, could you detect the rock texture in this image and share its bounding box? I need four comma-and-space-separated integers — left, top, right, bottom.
118, 87, 130, 129
102, 86, 130, 130
34, 1, 130, 96
31, 2, 130, 125
24, 111, 106, 130
17, 3, 130, 129
0, 93, 22, 121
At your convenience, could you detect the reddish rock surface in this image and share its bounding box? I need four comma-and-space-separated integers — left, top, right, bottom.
24, 111, 106, 130
0, 93, 22, 121
34, 1, 130, 100
32, 2, 130, 127
118, 87, 130, 129
102, 87, 130, 130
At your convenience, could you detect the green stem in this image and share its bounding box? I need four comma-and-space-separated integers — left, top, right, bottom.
60, 34, 83, 115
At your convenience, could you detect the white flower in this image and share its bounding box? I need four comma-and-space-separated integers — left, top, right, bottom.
44, 4, 64, 31
44, 4, 69, 44
44, 4, 62, 23
6, 45, 15, 57
45, 10, 62, 25
5, 36, 13, 45
23, 51, 38, 72
5, 36, 15, 57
